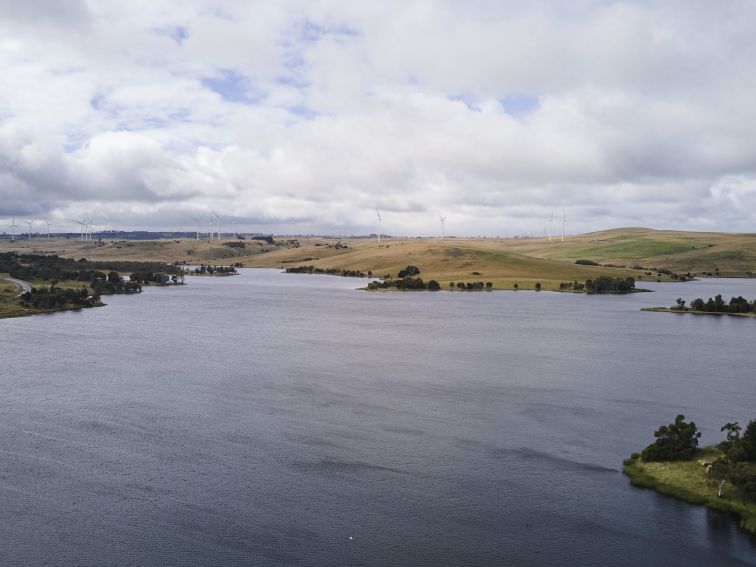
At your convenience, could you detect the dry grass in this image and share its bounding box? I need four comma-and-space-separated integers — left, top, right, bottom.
0, 279, 28, 318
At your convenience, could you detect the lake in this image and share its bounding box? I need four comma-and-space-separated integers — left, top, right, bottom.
1, 270, 755, 566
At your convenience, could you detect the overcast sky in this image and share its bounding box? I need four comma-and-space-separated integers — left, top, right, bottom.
2, 1, 756, 236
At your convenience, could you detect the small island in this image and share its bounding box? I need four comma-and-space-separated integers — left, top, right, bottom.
624, 415, 756, 535
642, 295, 756, 317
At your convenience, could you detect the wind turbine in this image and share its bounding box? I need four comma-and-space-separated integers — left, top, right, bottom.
212, 212, 222, 239
561, 210, 566, 244
208, 215, 215, 240
7, 218, 17, 242
548, 212, 554, 242
375, 208, 382, 245
192, 217, 201, 240
44, 220, 51, 238
231, 215, 236, 238
440, 216, 447, 240
24, 219, 34, 239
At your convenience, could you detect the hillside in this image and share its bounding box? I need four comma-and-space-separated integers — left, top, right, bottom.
2, 228, 754, 291
502, 228, 756, 277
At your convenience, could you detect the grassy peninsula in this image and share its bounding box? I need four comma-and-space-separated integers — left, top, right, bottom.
624, 451, 756, 535
642, 295, 756, 318
0, 252, 184, 319
625, 415, 756, 535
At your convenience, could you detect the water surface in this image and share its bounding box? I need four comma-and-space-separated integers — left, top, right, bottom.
1, 271, 755, 565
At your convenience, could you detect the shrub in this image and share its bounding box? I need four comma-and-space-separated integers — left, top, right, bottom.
575, 259, 599, 266
398, 265, 421, 277
730, 464, 756, 501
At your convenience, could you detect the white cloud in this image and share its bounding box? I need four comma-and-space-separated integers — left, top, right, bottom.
1, 0, 756, 235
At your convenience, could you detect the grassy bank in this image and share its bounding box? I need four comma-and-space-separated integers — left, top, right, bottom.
623, 450, 756, 535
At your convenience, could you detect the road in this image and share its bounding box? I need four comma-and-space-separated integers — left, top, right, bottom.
0, 276, 32, 296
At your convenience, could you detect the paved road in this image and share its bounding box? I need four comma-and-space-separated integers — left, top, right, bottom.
0, 276, 32, 296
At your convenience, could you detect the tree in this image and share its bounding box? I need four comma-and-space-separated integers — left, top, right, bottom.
427, 280, 440, 290
398, 265, 421, 277
675, 298, 686, 310
741, 420, 756, 461
535, 282, 541, 291
641, 415, 701, 461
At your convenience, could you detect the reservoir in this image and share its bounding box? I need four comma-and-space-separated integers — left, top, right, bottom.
1, 270, 755, 565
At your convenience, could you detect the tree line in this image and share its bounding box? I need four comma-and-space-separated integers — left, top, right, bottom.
190, 265, 238, 275
0, 252, 180, 283
286, 265, 369, 278
19, 285, 97, 310
557, 276, 636, 293
671, 295, 756, 314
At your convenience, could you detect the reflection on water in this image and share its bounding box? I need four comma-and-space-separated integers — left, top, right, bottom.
0, 271, 755, 566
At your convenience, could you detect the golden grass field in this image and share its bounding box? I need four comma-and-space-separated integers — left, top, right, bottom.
1, 227, 755, 291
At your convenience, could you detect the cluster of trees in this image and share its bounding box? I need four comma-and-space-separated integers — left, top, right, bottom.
398, 265, 421, 277
367, 277, 440, 290
1, 252, 178, 294
19, 285, 97, 310
640, 415, 756, 501
222, 241, 246, 249
559, 281, 586, 291
129, 271, 183, 285
584, 276, 636, 293
285, 265, 367, 277
0, 252, 179, 283
91, 271, 142, 295
449, 281, 493, 290
191, 265, 237, 276
641, 415, 702, 461
672, 295, 756, 314
575, 259, 599, 266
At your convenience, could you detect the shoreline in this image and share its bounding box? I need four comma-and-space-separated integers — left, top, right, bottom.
623, 454, 756, 536
641, 307, 756, 318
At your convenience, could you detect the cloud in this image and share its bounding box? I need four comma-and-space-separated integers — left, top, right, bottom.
1, 0, 756, 235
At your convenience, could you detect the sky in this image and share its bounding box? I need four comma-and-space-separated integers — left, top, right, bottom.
1, 0, 756, 237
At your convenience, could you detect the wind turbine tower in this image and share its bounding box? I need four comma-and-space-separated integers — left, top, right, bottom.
192, 217, 200, 240
231, 215, 236, 238
7, 218, 17, 242
45, 220, 51, 238
548, 212, 554, 242
561, 210, 566, 244
375, 208, 382, 245
213, 212, 222, 239
440, 216, 446, 240
24, 219, 34, 239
